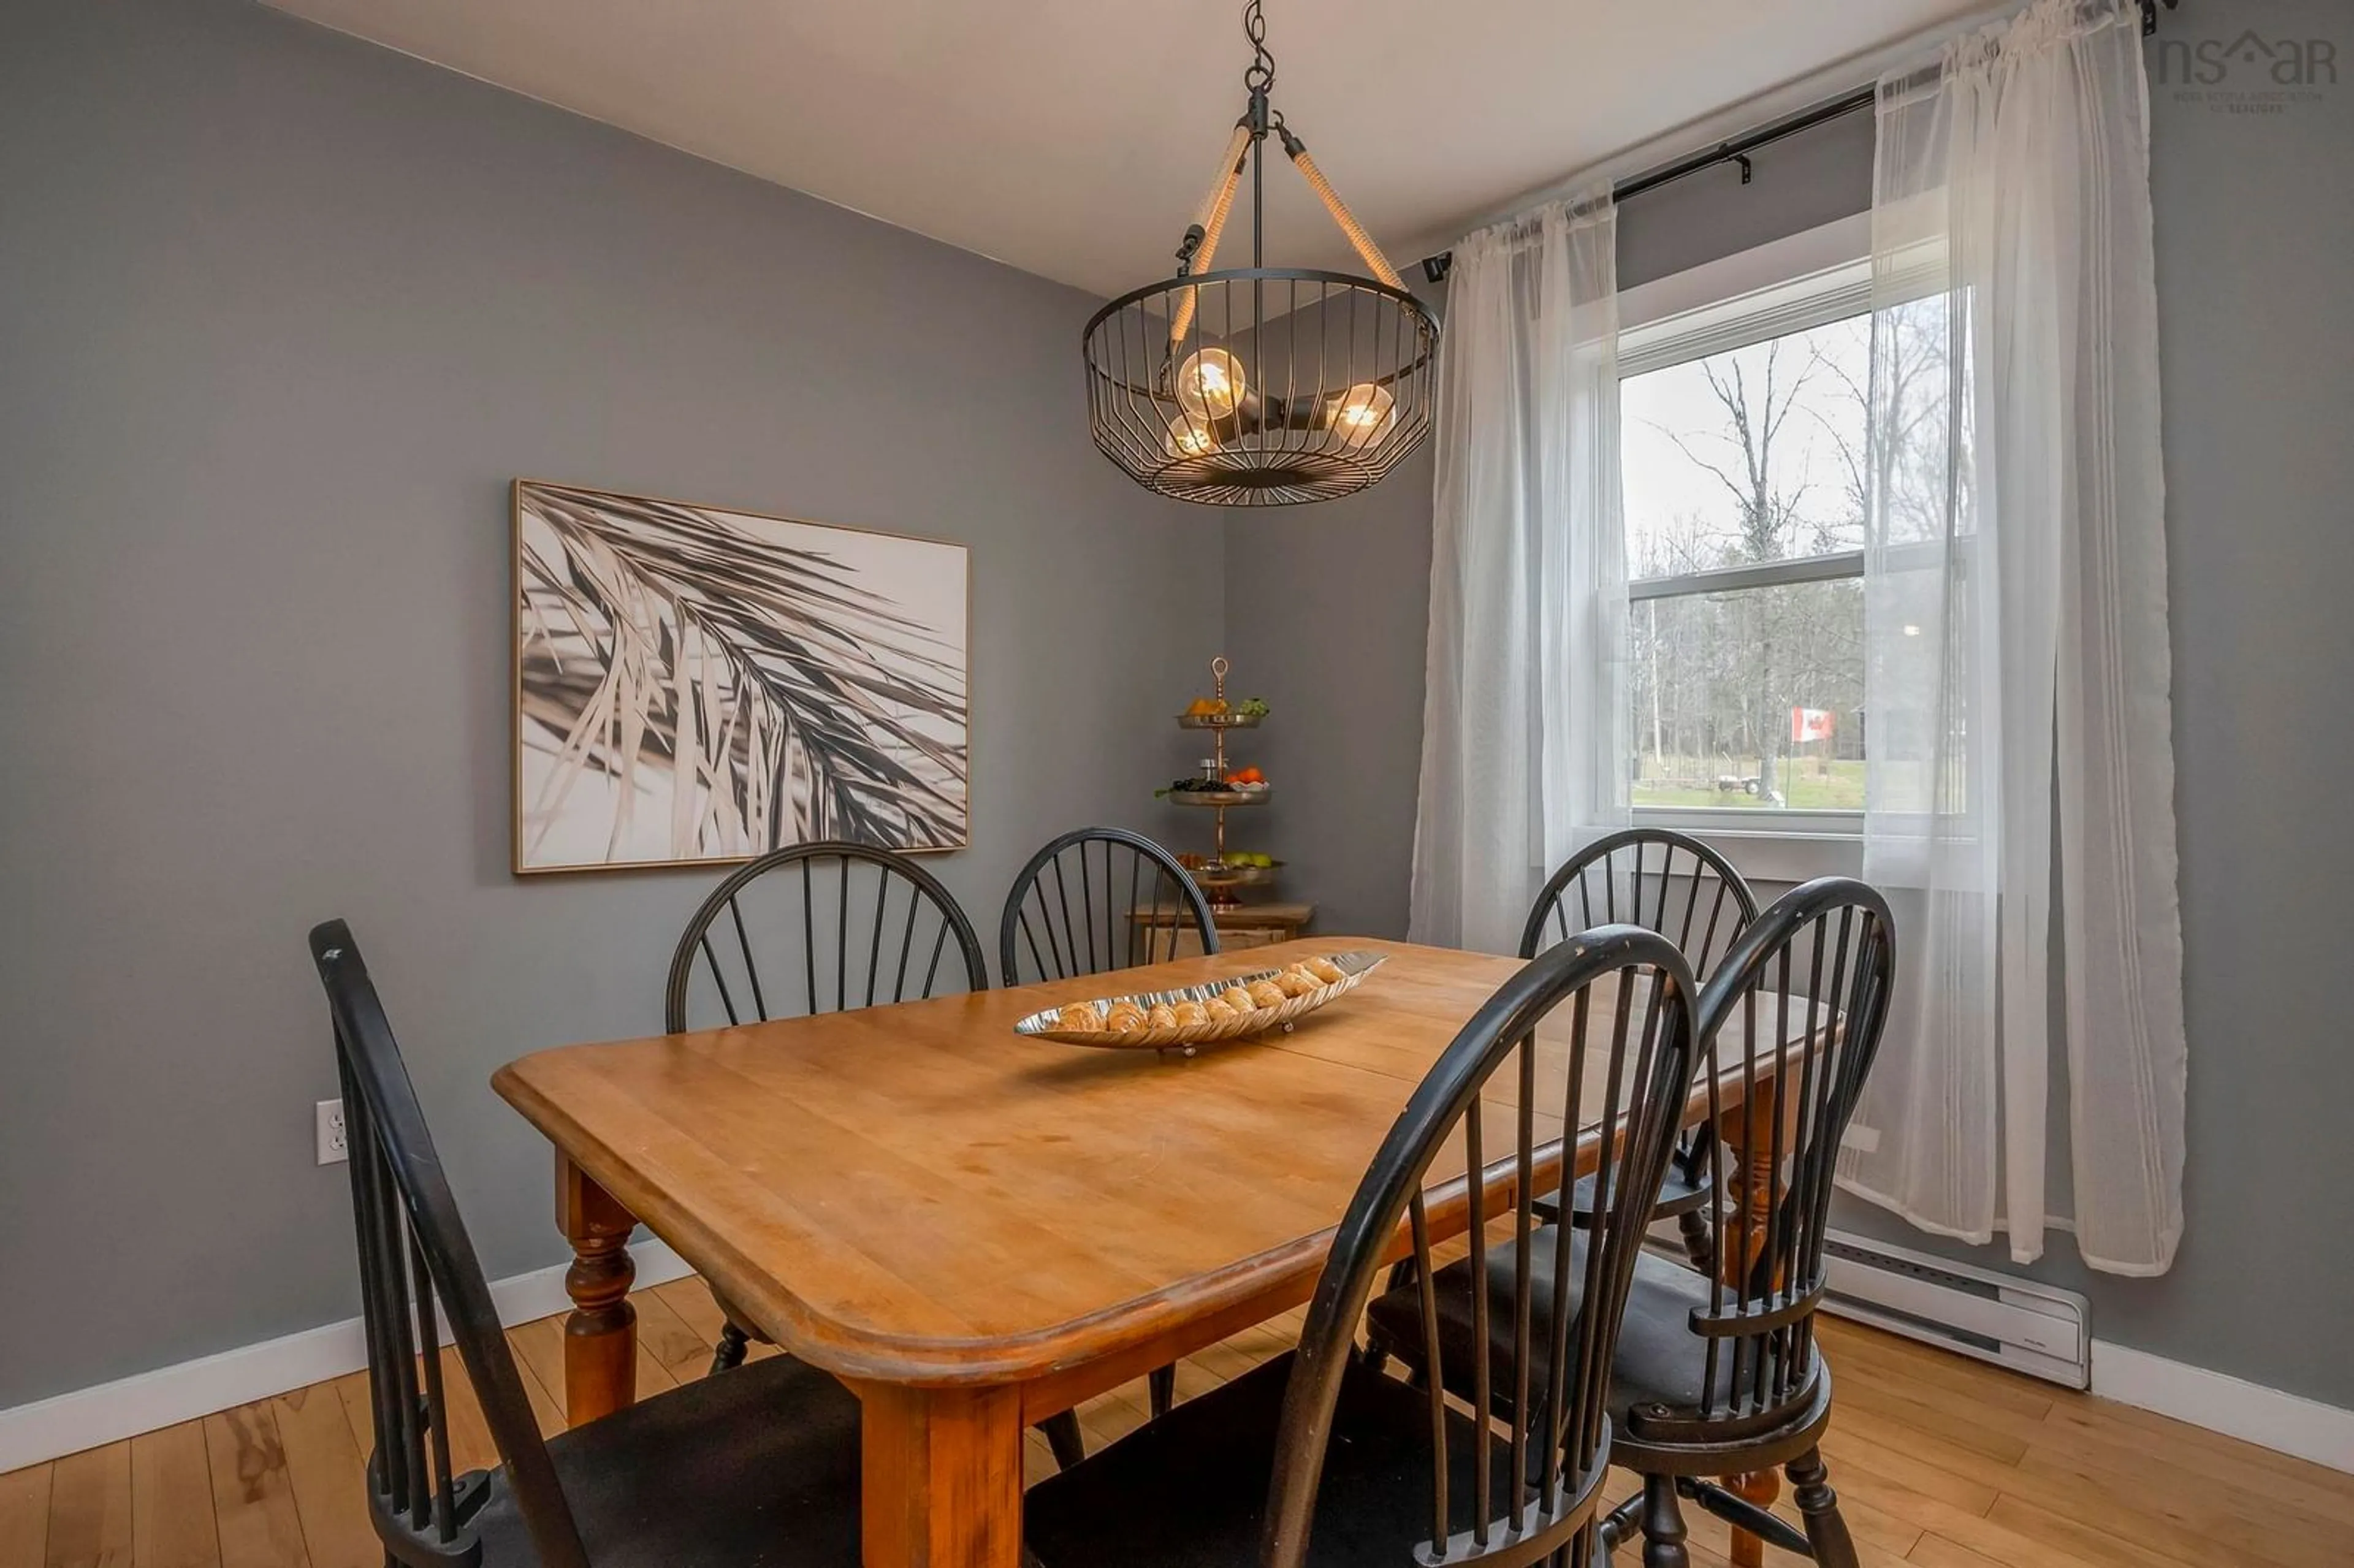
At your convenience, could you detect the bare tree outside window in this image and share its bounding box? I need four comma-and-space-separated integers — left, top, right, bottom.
1622, 314, 1874, 812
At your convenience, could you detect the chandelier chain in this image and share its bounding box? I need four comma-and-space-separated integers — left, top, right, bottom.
1241, 0, 1274, 96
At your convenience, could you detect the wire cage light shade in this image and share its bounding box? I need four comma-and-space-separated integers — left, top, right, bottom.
1084, 267, 1437, 506
1083, 1, 1439, 508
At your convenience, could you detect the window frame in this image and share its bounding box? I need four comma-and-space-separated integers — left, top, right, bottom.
1618, 215, 1875, 849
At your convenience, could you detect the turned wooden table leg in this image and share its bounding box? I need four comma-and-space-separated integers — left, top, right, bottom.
1719, 1099, 1784, 1568
856, 1380, 1026, 1568
1718, 1098, 1782, 1288
557, 1154, 638, 1425
1726, 1471, 1781, 1568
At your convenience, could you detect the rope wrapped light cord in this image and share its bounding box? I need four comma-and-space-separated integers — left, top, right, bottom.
1286, 138, 1406, 291
1170, 121, 1252, 349
1166, 119, 1409, 354
1194, 120, 1253, 245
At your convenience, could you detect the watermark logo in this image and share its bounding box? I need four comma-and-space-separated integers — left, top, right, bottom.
2154, 30, 2339, 115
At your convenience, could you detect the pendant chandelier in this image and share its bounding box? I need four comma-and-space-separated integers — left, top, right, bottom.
1083, 1, 1438, 507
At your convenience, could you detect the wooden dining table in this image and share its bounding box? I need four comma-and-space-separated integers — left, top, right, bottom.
492, 935, 1802, 1568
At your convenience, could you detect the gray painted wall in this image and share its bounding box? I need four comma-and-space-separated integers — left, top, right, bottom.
1220, 439, 1437, 941
0, 0, 1219, 1409
4, 0, 2347, 1418
1227, 0, 2354, 1407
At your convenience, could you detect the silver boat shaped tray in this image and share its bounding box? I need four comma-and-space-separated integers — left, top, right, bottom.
1013, 951, 1386, 1056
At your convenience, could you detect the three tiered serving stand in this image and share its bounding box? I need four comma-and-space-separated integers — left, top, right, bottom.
1169, 657, 1274, 909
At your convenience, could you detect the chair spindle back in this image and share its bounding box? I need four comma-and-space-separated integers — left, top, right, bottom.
1262, 927, 1702, 1568
1522, 828, 1760, 978
311, 921, 590, 1568
665, 843, 987, 1033
998, 828, 1217, 986
1679, 878, 1896, 1435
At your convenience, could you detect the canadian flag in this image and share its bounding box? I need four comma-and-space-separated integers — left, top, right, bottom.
1789, 707, 1837, 744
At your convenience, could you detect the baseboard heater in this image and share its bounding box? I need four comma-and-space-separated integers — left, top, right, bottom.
1816, 1229, 2090, 1388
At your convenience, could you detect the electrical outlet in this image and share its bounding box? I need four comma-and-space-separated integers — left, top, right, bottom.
316, 1098, 348, 1165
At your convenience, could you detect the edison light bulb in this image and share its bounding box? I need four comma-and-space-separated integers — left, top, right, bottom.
1174, 347, 1246, 420
1330, 382, 1396, 447
1163, 414, 1219, 459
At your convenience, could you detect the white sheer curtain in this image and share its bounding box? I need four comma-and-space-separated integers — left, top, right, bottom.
1841, 0, 2188, 1274
1409, 189, 1629, 956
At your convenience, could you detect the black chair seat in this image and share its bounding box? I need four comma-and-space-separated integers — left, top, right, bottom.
1363, 1228, 1737, 1428
1555, 1160, 1713, 1225
472, 1353, 863, 1567
1024, 1352, 1506, 1568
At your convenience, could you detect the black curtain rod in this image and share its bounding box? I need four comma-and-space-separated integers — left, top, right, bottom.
1419, 86, 1875, 283
1614, 85, 1876, 204
1419, 0, 2184, 284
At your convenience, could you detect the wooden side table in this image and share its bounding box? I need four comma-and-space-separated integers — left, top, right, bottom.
1134, 901, 1314, 957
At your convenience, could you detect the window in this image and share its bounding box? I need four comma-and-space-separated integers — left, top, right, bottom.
1620, 242, 1873, 833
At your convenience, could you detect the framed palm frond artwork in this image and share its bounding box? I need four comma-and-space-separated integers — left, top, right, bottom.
512, 480, 969, 873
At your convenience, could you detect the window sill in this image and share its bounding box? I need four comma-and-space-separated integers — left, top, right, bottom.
1632, 810, 1864, 886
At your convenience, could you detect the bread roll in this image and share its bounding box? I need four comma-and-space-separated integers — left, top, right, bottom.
1103, 1000, 1149, 1033
1170, 1001, 1210, 1028
1276, 966, 1321, 997
1246, 978, 1288, 1010
1145, 1003, 1180, 1029
1304, 957, 1347, 986
1218, 986, 1257, 1014
1204, 997, 1239, 1021
1056, 1002, 1104, 1032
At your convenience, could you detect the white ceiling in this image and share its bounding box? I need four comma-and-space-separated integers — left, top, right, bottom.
264, 1, 1986, 297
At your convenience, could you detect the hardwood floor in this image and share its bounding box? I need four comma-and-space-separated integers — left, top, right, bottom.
4, 1282, 2347, 1567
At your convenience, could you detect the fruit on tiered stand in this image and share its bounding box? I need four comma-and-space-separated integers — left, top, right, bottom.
1160, 657, 1279, 908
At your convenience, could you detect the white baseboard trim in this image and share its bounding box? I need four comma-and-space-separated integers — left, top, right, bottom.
0, 1238, 691, 1474
2092, 1339, 2354, 1475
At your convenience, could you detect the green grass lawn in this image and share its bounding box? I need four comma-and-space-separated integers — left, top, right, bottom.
1634, 757, 1864, 811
